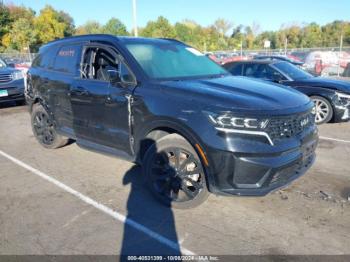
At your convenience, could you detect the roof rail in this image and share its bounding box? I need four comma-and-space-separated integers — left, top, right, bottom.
158, 38, 185, 45
44, 34, 120, 46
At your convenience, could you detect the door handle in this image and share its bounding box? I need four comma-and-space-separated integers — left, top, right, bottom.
105, 96, 113, 104
72, 86, 89, 96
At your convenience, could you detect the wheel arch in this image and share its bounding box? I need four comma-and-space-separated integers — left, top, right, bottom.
29, 96, 47, 113
134, 118, 214, 187
136, 119, 204, 162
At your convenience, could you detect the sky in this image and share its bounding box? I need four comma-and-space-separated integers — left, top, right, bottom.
6, 0, 350, 31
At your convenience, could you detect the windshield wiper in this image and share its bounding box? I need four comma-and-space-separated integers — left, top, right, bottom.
206, 73, 228, 79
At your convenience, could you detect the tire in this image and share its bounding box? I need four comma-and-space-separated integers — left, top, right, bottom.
143, 133, 209, 209
16, 99, 26, 106
31, 103, 68, 149
310, 96, 333, 124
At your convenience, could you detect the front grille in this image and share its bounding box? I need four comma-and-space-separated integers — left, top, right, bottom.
266, 111, 315, 143
0, 73, 12, 83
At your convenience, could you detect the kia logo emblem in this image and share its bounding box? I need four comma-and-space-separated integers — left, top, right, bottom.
300, 118, 309, 127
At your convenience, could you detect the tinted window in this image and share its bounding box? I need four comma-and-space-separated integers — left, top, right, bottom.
242, 63, 286, 81
273, 62, 312, 80
31, 54, 41, 67
258, 64, 286, 81
243, 64, 260, 77
32, 51, 54, 69
53, 45, 81, 74
227, 64, 243, 75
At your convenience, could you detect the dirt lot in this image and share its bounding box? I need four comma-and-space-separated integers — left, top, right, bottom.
0, 104, 349, 256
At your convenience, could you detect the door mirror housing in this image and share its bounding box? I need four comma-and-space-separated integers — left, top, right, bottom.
110, 60, 137, 87
271, 74, 285, 83
108, 69, 137, 87
107, 69, 121, 83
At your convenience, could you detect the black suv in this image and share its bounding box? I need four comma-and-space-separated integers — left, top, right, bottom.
26, 35, 318, 208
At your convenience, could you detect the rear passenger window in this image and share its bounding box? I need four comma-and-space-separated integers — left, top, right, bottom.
53, 45, 81, 74
31, 54, 42, 68
32, 51, 54, 69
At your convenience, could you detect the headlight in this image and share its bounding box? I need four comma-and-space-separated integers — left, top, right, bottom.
12, 71, 24, 80
336, 92, 350, 105
207, 113, 269, 130
206, 112, 274, 145
336, 92, 350, 100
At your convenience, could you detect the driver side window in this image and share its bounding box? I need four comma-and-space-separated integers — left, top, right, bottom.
81, 47, 119, 82
80, 46, 135, 84
260, 65, 286, 82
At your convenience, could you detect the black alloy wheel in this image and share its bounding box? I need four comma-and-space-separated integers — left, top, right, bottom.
31, 104, 68, 149
33, 111, 56, 145
143, 133, 209, 208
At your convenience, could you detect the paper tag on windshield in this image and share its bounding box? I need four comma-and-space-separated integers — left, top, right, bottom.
186, 47, 204, 56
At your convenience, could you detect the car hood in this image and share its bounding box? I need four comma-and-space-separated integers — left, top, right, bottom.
0, 67, 17, 74
292, 77, 350, 94
160, 76, 311, 113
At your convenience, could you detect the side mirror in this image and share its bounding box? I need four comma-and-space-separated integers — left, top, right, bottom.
8, 63, 15, 68
272, 74, 284, 83
107, 69, 121, 83
273, 79, 282, 84
108, 58, 137, 87
120, 72, 136, 84
118, 62, 137, 87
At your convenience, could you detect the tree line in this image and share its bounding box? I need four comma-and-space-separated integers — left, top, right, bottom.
0, 2, 349, 53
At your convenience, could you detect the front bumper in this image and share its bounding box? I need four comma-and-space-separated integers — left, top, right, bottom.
0, 79, 25, 103
203, 125, 318, 196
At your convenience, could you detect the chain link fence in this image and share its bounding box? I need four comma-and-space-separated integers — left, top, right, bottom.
1, 47, 350, 78
0, 53, 36, 65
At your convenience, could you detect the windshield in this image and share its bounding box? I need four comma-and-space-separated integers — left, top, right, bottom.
125, 42, 228, 80
0, 58, 6, 68
273, 61, 313, 80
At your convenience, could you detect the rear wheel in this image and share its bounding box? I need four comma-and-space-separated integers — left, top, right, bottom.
143, 133, 209, 209
31, 104, 68, 149
311, 96, 333, 124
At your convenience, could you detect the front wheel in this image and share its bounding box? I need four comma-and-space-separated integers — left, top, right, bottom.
143, 134, 209, 209
31, 104, 68, 149
311, 96, 333, 124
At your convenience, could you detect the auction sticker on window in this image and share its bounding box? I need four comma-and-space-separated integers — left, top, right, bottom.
186, 47, 204, 56
0, 90, 8, 97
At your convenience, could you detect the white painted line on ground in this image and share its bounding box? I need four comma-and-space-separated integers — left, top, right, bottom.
0, 149, 195, 256
320, 136, 350, 144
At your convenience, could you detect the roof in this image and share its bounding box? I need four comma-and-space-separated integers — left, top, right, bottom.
224, 60, 280, 66
41, 34, 184, 50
